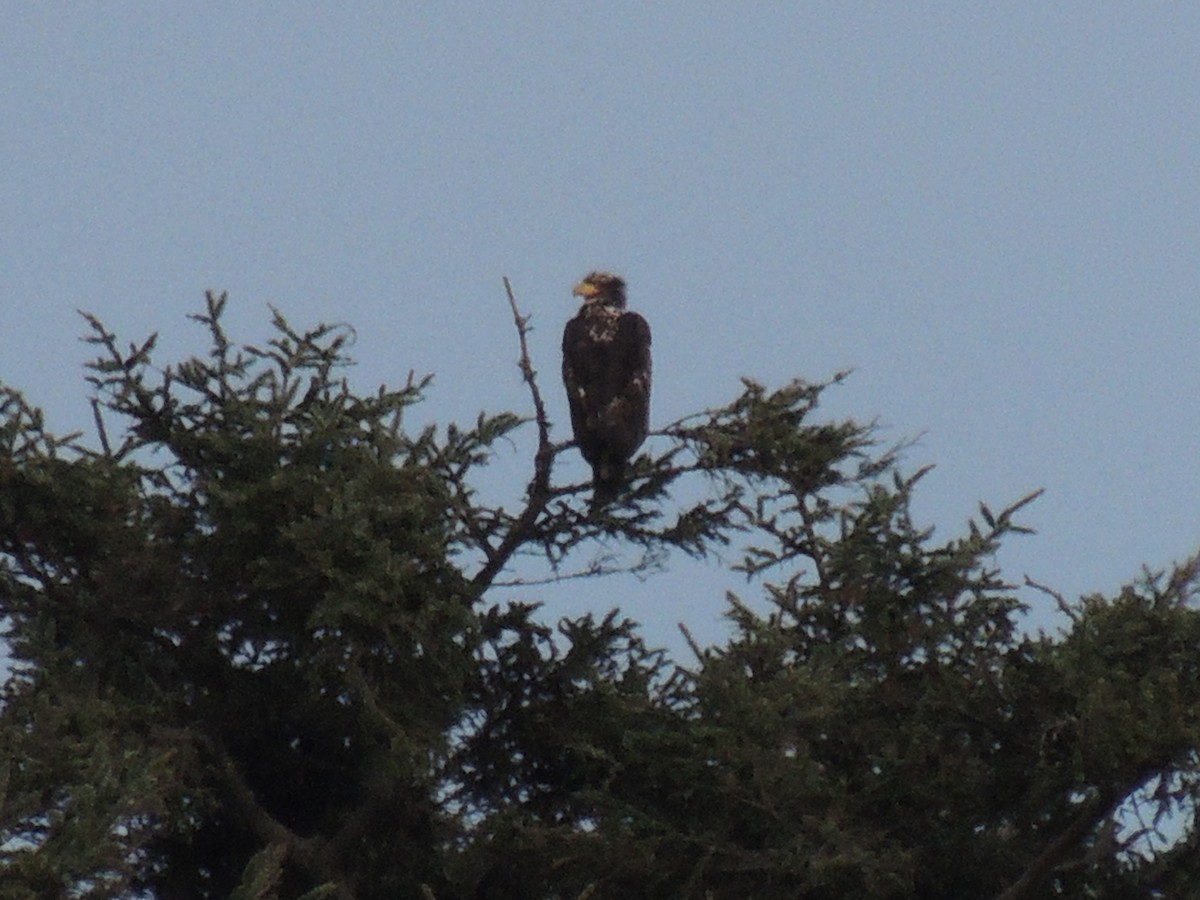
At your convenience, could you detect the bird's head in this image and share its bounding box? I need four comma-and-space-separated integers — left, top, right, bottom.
572, 271, 627, 308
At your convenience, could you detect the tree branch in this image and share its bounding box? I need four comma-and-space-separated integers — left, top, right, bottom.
89, 398, 112, 457
188, 731, 353, 900
503, 275, 551, 454
996, 788, 1117, 900
469, 277, 558, 596
998, 754, 1187, 900
1025, 575, 1079, 625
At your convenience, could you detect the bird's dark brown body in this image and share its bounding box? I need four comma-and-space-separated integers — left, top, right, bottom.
562, 272, 652, 505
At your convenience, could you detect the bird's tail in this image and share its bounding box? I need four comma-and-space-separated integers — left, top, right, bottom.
590, 461, 626, 510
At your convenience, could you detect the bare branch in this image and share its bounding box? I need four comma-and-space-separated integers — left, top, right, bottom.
1025, 575, 1079, 625
503, 275, 551, 453
491, 561, 618, 588
469, 278, 559, 595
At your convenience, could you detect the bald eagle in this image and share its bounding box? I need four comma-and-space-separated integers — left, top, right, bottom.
562, 271, 652, 505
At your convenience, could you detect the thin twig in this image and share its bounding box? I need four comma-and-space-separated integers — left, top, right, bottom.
1025, 575, 1078, 625
492, 561, 617, 588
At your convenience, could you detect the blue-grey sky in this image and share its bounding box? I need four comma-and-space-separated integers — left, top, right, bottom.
3, 6, 1198, 656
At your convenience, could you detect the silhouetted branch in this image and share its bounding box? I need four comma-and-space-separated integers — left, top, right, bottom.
492, 566, 611, 588
469, 278, 558, 595
996, 788, 1117, 900
1026, 575, 1079, 625
503, 276, 551, 454
89, 398, 112, 457
999, 750, 1190, 900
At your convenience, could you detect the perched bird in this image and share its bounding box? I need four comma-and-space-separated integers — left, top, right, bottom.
562, 271, 652, 506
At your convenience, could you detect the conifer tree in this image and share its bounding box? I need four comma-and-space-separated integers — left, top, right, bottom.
1, 291, 1197, 898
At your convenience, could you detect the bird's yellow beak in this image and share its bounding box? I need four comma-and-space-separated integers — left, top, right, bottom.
572, 281, 599, 299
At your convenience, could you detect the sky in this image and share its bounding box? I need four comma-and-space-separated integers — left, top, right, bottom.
3, 5, 1198, 660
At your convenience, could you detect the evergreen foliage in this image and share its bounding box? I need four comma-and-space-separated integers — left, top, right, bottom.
1, 292, 1197, 898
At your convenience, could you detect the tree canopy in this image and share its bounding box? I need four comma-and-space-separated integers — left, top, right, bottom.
1, 291, 1198, 899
